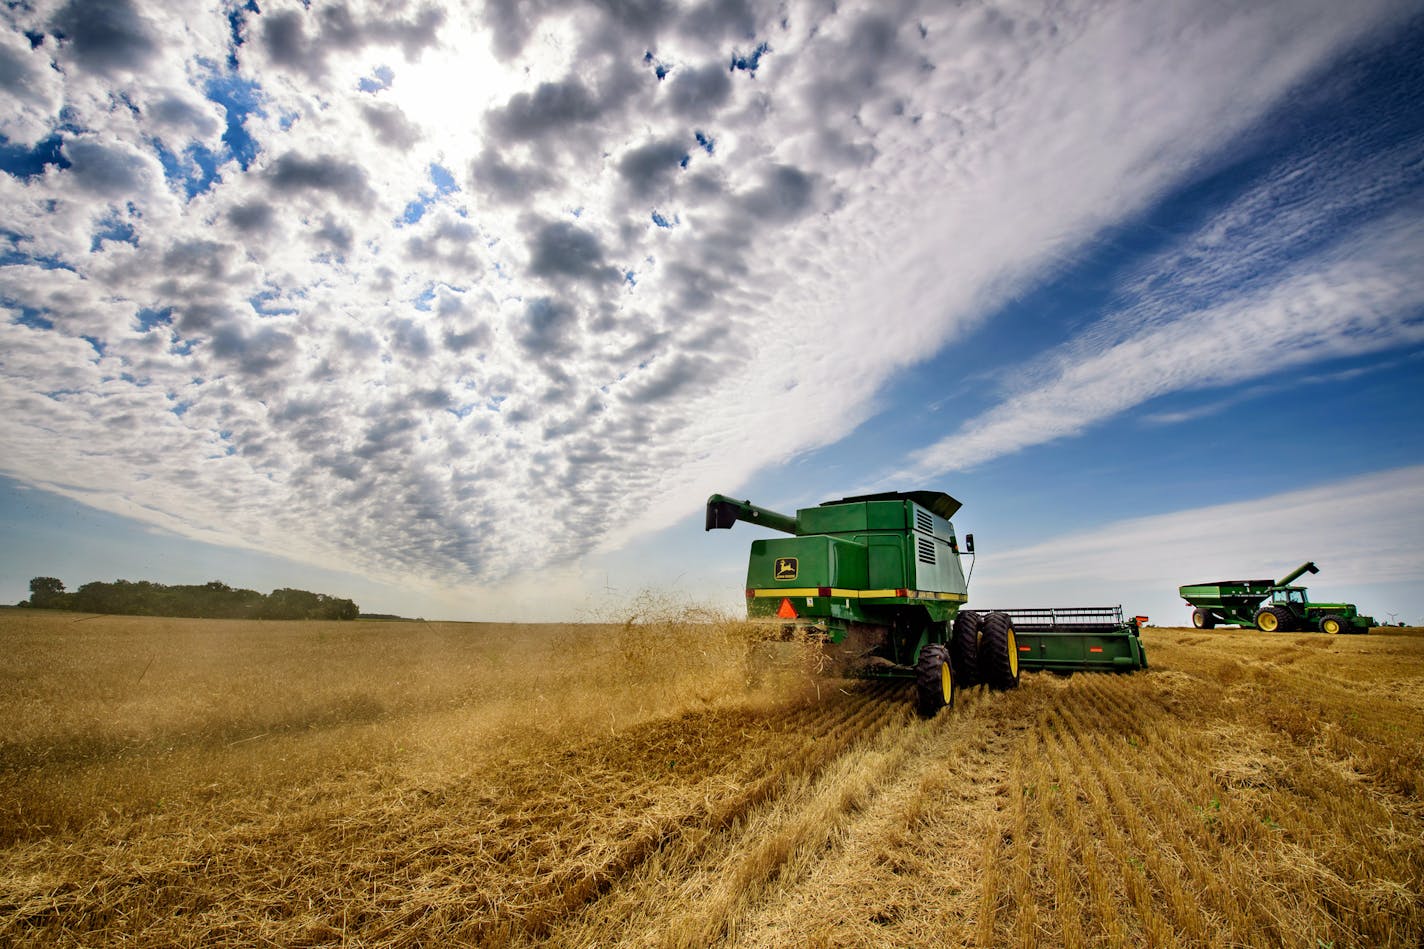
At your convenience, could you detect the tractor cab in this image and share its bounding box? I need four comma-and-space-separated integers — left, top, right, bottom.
1271, 587, 1307, 607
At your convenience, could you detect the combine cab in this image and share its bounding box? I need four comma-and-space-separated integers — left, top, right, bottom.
1179, 561, 1374, 633
707, 491, 1146, 716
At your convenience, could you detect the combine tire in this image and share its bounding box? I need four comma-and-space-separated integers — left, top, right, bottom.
916, 643, 952, 717
1192, 609, 1216, 629
977, 611, 1020, 690
1255, 606, 1292, 632
951, 610, 983, 687
1319, 614, 1345, 635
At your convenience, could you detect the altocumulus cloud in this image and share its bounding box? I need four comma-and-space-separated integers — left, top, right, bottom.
0, 0, 1420, 597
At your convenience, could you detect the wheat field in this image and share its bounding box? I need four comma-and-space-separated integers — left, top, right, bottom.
1, 607, 1420, 947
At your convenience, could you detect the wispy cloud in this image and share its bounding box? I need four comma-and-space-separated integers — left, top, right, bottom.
968, 465, 1424, 619
896, 105, 1424, 481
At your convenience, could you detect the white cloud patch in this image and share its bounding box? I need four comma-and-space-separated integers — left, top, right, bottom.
968, 465, 1424, 624
1, 0, 1421, 607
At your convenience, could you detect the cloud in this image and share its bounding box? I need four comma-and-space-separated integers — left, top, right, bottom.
664, 61, 731, 117
516, 296, 581, 357
257, 3, 445, 82
968, 465, 1424, 621
617, 138, 689, 197
487, 76, 608, 140
48, 0, 158, 77
227, 200, 276, 234
526, 219, 621, 285
0, 30, 65, 146
360, 101, 422, 149
266, 152, 376, 206
62, 136, 160, 198
895, 113, 1424, 481
738, 163, 817, 221
0, 0, 1420, 610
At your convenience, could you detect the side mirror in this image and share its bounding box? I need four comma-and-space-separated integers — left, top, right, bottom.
964, 533, 975, 554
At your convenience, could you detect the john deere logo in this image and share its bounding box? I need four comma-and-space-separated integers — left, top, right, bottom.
774, 557, 798, 580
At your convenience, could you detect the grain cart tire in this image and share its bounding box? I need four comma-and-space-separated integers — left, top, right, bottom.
916, 643, 953, 717
977, 611, 1020, 690
1319, 614, 1345, 635
951, 610, 983, 687
1192, 609, 1216, 629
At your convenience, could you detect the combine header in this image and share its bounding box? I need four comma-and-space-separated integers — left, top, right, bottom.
707, 491, 1147, 716
978, 607, 1148, 672
1178, 561, 1374, 633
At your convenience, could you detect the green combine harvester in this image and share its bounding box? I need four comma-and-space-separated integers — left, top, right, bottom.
706, 491, 1148, 716
1178, 561, 1374, 633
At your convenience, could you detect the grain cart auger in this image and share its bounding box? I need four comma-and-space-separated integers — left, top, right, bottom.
1178, 561, 1375, 633
706, 490, 1019, 717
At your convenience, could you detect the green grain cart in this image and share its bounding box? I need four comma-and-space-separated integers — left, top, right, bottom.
706, 491, 1146, 716
1178, 561, 1374, 633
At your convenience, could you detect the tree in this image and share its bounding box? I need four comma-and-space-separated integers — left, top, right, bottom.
28, 577, 66, 608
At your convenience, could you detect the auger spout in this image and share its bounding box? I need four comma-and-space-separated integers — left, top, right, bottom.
1276, 561, 1319, 587
704, 494, 800, 535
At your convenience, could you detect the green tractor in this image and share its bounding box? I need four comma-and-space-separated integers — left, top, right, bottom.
707, 491, 1146, 715
1178, 561, 1375, 633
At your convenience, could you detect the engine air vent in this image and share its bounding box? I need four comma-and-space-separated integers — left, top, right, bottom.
915, 509, 933, 534
916, 537, 936, 565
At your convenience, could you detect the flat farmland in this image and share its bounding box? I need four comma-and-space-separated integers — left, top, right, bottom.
1, 609, 1421, 947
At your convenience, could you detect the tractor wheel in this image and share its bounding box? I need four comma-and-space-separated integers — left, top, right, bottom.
1256, 606, 1291, 632
1192, 609, 1216, 629
915, 643, 952, 717
977, 611, 1020, 690
951, 610, 983, 687
1319, 614, 1345, 635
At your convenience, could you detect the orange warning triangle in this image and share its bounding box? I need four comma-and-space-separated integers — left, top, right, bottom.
776, 597, 798, 619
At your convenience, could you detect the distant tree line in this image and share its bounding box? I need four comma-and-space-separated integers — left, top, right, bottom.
23, 577, 359, 621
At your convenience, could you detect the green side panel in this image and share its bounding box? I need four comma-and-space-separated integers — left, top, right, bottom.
747, 536, 867, 589
865, 500, 910, 531
796, 502, 869, 535
866, 536, 907, 588
911, 536, 967, 596
1015, 631, 1146, 671
1309, 602, 1359, 614
794, 499, 914, 535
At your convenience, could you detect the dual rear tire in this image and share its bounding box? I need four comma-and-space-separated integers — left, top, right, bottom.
920, 609, 1023, 717
978, 612, 1020, 689
949, 609, 1020, 693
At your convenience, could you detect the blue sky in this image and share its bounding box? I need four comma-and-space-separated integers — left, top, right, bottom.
1, 0, 1422, 625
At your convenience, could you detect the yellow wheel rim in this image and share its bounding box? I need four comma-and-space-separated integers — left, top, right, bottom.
1260, 613, 1277, 631
1007, 627, 1019, 677
940, 659, 952, 703
1324, 619, 1340, 634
